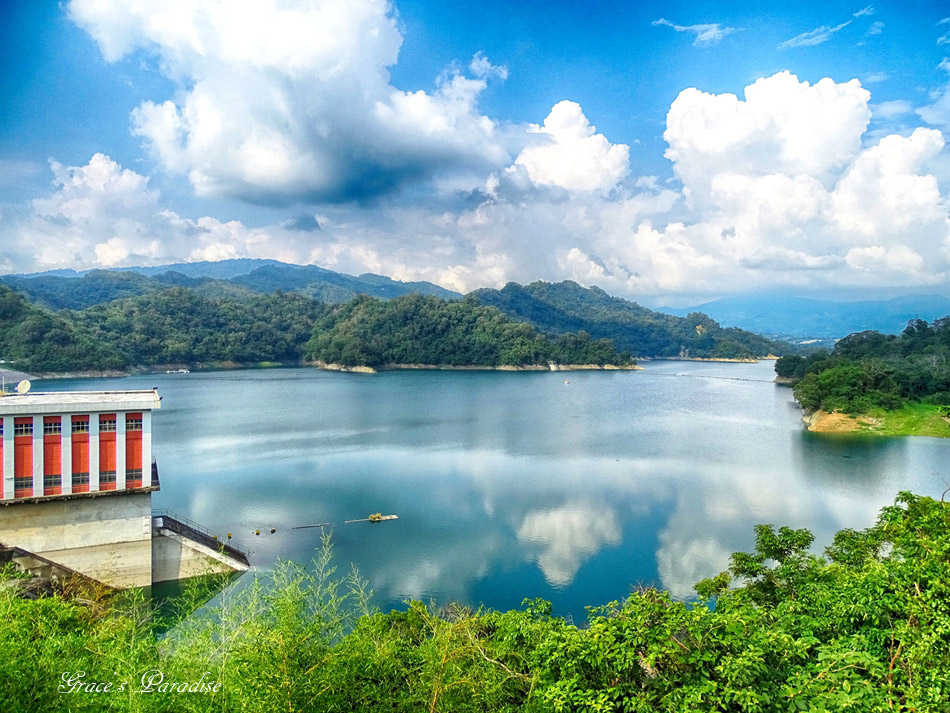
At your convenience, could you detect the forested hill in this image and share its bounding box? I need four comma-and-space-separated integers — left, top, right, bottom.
0, 285, 328, 371
775, 317, 950, 414
0, 269, 257, 310
470, 281, 786, 358
0, 286, 631, 372
303, 294, 632, 367
0, 284, 124, 371
4, 262, 788, 359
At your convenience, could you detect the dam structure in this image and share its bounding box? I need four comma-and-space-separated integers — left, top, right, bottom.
0, 388, 249, 588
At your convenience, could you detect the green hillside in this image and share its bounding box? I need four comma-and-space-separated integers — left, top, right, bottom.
471, 281, 786, 358
0, 285, 123, 370
303, 293, 632, 367
0, 285, 630, 372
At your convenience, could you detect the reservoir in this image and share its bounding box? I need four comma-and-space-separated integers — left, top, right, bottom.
36, 361, 947, 619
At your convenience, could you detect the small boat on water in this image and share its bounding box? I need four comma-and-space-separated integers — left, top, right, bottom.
165, 368, 191, 374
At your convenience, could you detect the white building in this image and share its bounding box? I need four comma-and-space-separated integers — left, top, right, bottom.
0, 389, 248, 588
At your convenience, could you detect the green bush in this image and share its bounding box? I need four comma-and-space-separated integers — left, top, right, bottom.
3, 494, 949, 712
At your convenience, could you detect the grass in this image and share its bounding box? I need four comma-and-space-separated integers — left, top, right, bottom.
852, 402, 950, 438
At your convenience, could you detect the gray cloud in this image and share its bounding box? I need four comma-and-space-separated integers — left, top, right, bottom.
282, 215, 322, 232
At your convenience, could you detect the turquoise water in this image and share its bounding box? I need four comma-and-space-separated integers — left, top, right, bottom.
39, 362, 947, 619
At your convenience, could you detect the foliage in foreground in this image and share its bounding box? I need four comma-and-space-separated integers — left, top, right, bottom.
2, 492, 949, 712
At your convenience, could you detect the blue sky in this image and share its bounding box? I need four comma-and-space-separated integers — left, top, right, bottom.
1, 0, 948, 301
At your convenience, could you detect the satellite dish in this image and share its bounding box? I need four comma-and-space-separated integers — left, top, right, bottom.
16, 380, 31, 395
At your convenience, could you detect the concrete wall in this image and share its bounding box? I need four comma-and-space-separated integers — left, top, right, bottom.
0, 493, 152, 587
152, 529, 249, 583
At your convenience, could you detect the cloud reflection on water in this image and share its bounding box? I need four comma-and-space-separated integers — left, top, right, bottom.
46, 365, 949, 618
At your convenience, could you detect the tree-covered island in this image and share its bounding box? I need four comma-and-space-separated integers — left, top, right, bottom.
775, 317, 950, 437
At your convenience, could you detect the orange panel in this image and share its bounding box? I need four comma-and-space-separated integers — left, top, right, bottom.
14, 442, 32, 476
72, 438, 89, 493
14, 440, 32, 498
43, 440, 61, 496
43, 438, 61, 469
126, 433, 143, 488
99, 438, 116, 490
126, 433, 142, 467
99, 434, 117, 465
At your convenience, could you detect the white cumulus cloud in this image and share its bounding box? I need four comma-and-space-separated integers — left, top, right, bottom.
16, 154, 315, 270
664, 71, 871, 203
513, 101, 630, 193
7, 67, 950, 301
68, 0, 509, 204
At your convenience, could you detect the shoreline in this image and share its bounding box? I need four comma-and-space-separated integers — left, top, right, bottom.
15, 360, 643, 380
802, 406, 950, 439
639, 355, 777, 363
309, 361, 644, 374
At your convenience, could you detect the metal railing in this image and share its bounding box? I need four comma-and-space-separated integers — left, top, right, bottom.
152, 509, 251, 567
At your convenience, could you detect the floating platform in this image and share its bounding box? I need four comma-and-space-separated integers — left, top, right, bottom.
345, 514, 398, 524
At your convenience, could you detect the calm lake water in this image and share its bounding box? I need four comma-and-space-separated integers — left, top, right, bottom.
38, 362, 947, 620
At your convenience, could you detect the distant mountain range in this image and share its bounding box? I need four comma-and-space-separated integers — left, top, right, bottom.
10, 259, 950, 357
3, 260, 786, 360
664, 294, 950, 338
1, 260, 459, 310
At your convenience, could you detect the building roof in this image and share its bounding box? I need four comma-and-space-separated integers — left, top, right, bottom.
0, 390, 161, 416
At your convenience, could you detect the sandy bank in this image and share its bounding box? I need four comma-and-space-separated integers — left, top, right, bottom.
310, 361, 641, 374
802, 410, 872, 433
642, 356, 762, 363
25, 360, 641, 379
550, 363, 642, 371
802, 407, 950, 438
27, 361, 298, 380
